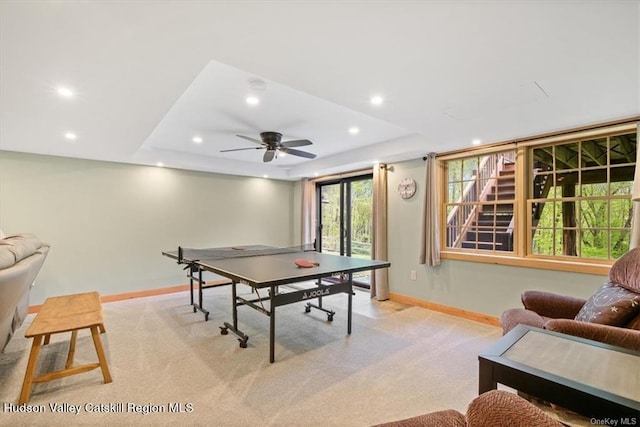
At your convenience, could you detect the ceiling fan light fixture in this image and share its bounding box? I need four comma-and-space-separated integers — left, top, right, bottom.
222, 131, 315, 163
192, 136, 203, 143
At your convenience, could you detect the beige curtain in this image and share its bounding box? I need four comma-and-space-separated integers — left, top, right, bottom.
630, 124, 640, 249
301, 179, 316, 248
371, 163, 389, 300
419, 153, 441, 265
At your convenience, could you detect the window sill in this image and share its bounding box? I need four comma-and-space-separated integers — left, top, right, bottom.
440, 251, 610, 276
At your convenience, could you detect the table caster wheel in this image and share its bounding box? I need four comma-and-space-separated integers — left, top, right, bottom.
220, 327, 228, 335
305, 304, 311, 313
239, 339, 248, 348
327, 313, 334, 321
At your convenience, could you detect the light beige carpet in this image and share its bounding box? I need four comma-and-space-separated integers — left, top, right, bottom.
0, 287, 504, 426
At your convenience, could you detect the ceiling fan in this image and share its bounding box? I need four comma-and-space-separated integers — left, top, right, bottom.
220, 131, 317, 163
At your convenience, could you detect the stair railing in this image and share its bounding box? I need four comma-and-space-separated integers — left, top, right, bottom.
446, 153, 508, 248
531, 161, 553, 227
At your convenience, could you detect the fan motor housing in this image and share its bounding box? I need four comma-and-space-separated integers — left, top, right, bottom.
260, 132, 282, 145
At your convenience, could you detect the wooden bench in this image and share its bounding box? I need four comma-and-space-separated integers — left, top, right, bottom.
19, 291, 112, 404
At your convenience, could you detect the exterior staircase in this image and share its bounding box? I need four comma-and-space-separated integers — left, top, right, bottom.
460, 162, 515, 251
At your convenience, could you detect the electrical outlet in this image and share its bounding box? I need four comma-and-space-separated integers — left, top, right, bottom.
410, 270, 417, 280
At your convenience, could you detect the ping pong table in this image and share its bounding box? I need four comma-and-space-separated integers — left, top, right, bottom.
162, 245, 390, 362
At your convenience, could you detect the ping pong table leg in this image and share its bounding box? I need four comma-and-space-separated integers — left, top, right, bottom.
316, 278, 323, 310
347, 273, 353, 334
220, 281, 249, 348
198, 267, 203, 310
232, 281, 238, 329
270, 285, 276, 363
303, 281, 335, 321
189, 264, 210, 320
197, 267, 209, 321
189, 265, 195, 307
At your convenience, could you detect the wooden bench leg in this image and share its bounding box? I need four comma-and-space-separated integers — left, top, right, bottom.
19, 335, 43, 404
90, 326, 112, 383
43, 334, 51, 345
65, 330, 78, 369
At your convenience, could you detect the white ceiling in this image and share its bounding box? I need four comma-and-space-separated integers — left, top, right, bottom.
1, 1, 638, 180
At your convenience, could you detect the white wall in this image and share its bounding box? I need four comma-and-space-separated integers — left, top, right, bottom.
386, 158, 607, 318
0, 151, 298, 304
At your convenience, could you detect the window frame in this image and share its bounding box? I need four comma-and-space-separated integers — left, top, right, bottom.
438, 120, 638, 275
444, 150, 518, 254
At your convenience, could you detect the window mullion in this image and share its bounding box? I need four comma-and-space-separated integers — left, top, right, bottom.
515, 147, 527, 257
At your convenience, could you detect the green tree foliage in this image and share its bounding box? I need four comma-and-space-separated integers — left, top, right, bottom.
319, 179, 373, 257
532, 181, 633, 259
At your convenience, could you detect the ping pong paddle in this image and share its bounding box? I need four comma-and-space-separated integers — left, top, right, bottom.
295, 259, 320, 268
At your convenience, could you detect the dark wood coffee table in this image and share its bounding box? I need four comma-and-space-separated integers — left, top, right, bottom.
479, 324, 640, 419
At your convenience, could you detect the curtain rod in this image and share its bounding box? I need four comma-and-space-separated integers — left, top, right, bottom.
311, 167, 373, 183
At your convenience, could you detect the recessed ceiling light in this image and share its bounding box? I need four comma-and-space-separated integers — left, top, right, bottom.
472, 139, 482, 146
192, 136, 203, 144
57, 87, 74, 98
156, 162, 164, 167
349, 127, 360, 135
64, 132, 77, 140
370, 95, 383, 106
246, 96, 259, 105
314, 172, 319, 176
263, 174, 268, 178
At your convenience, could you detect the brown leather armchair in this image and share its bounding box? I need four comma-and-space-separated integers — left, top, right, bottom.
373, 390, 563, 427
501, 248, 640, 351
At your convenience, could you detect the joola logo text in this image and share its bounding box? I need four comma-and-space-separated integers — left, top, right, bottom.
302, 289, 330, 299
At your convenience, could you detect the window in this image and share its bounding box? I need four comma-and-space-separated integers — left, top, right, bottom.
316, 174, 373, 288
529, 131, 636, 261
440, 121, 638, 272
445, 150, 516, 253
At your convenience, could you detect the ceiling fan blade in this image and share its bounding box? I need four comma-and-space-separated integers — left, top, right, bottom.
236, 135, 265, 145
281, 139, 312, 148
281, 147, 317, 159
263, 150, 276, 162
220, 147, 264, 152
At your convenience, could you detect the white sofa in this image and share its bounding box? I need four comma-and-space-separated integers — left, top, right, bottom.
0, 233, 49, 352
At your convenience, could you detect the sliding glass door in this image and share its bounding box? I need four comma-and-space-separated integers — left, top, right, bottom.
317, 174, 373, 288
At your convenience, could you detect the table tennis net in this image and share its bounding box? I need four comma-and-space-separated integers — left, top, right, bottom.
177, 244, 316, 263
